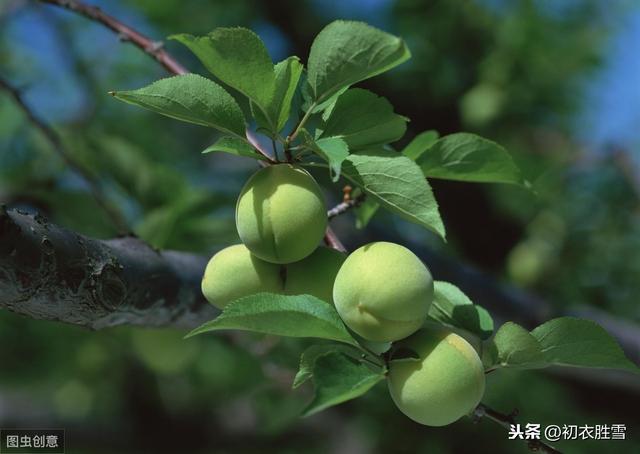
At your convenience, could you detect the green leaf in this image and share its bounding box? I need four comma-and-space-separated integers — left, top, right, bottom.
300, 130, 349, 182
428, 281, 494, 340
341, 149, 445, 238
171, 28, 275, 112
303, 352, 385, 417
489, 322, 547, 370
202, 136, 263, 160
307, 21, 411, 104
355, 197, 380, 229
417, 133, 523, 184
402, 130, 440, 160
351, 333, 392, 355
302, 86, 349, 114
293, 344, 358, 389
110, 74, 246, 137
253, 57, 303, 136
319, 88, 407, 149
531, 317, 640, 373
186, 293, 359, 346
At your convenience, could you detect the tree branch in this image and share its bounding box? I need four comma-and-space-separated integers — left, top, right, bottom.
323, 226, 347, 252
0, 75, 129, 234
0, 206, 216, 329
327, 193, 365, 219
473, 404, 562, 454
37, 0, 188, 76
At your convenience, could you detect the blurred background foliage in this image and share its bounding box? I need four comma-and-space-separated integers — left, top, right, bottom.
1, 0, 639, 452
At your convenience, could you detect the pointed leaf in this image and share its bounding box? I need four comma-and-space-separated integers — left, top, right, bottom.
110, 74, 246, 137
428, 281, 494, 340
303, 352, 384, 417
302, 84, 349, 114
293, 344, 358, 389
531, 317, 640, 373
171, 28, 275, 112
489, 322, 547, 370
355, 197, 380, 229
418, 133, 523, 184
202, 136, 264, 160
307, 21, 411, 104
186, 293, 359, 346
320, 88, 407, 149
254, 57, 303, 135
341, 149, 445, 238
402, 130, 439, 160
301, 131, 349, 182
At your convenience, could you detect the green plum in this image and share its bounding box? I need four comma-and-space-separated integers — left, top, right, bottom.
285, 247, 346, 303
201, 244, 283, 309
333, 242, 434, 341
388, 326, 486, 426
235, 164, 327, 264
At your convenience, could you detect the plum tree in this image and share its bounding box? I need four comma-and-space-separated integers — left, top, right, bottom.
387, 326, 486, 427
285, 247, 346, 303
235, 164, 327, 264
333, 242, 434, 342
201, 244, 283, 309
87, 15, 640, 450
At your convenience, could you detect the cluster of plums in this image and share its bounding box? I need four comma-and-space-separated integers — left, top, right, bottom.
202, 164, 485, 426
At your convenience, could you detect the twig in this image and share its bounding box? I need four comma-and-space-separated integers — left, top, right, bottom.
0, 76, 129, 234
327, 193, 366, 219
473, 404, 563, 454
40, 0, 277, 166
37, 0, 188, 75
245, 130, 276, 163
323, 226, 346, 252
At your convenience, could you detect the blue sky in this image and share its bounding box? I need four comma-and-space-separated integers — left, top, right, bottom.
3, 0, 639, 157
579, 8, 640, 153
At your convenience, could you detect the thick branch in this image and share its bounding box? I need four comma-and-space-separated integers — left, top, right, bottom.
37, 0, 188, 75
0, 206, 216, 329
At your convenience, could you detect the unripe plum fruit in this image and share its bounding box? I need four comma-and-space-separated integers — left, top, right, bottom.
388, 326, 486, 426
333, 242, 433, 342
285, 247, 346, 303
201, 244, 283, 309
236, 164, 327, 264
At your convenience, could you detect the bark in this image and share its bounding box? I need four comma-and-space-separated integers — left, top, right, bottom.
0, 206, 216, 330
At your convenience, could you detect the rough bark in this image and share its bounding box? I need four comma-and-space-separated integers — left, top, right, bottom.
0, 206, 217, 329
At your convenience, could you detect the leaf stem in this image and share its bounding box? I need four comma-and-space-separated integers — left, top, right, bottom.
353, 343, 386, 369
286, 102, 317, 147
360, 353, 385, 370
300, 161, 330, 170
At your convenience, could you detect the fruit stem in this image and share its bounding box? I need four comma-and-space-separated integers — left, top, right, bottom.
360, 353, 385, 370
355, 344, 386, 369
